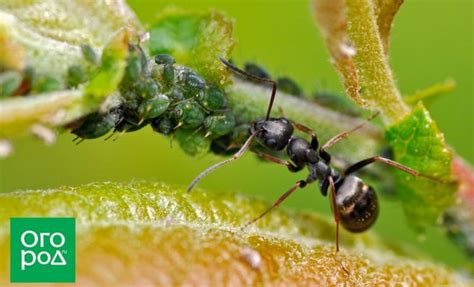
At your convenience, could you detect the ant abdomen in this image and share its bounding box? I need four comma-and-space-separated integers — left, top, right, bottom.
335, 175, 379, 233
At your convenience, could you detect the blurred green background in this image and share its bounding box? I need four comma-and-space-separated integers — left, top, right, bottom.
0, 0, 472, 269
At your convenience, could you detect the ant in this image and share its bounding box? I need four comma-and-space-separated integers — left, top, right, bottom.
188, 57, 429, 252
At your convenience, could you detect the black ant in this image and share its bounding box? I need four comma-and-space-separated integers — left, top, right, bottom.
188, 57, 429, 252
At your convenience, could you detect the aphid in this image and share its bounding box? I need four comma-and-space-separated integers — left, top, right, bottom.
71, 107, 122, 141
151, 115, 176, 135
171, 100, 206, 128
113, 107, 148, 133
175, 67, 206, 97
188, 58, 437, 252
312, 90, 360, 117
203, 113, 236, 138
210, 124, 251, 155
168, 87, 185, 101
80, 44, 99, 65
138, 94, 170, 120
67, 65, 87, 88
277, 77, 303, 97
154, 54, 176, 85
244, 62, 271, 79
154, 54, 176, 65
31, 75, 63, 93
0, 71, 22, 98
197, 85, 227, 111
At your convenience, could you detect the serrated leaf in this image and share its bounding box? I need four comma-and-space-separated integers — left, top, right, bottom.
149, 8, 234, 86
386, 103, 457, 230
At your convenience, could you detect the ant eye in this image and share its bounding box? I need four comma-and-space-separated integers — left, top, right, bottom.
336, 176, 379, 233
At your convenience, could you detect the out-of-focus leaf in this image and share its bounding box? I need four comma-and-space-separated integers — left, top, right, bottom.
149, 8, 234, 86
0, 0, 139, 138
84, 30, 129, 104
0, 0, 140, 76
385, 103, 457, 230
0, 182, 468, 286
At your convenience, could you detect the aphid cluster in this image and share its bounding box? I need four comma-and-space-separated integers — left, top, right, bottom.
70, 44, 237, 153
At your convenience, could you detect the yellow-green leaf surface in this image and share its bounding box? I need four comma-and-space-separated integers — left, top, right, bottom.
386, 103, 457, 230
0, 182, 468, 286
149, 8, 234, 85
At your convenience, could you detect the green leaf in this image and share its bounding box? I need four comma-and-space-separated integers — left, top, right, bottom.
386, 103, 457, 230
0, 0, 140, 76
0, 181, 467, 286
149, 8, 234, 86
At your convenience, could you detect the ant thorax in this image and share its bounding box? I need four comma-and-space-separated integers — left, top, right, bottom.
308, 160, 341, 183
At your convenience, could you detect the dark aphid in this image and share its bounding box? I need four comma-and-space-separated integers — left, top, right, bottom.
114, 107, 148, 133
277, 77, 303, 97
312, 91, 360, 117
168, 87, 185, 101
188, 58, 436, 253
171, 100, 206, 128
67, 65, 88, 88
31, 75, 63, 93
72, 107, 122, 139
203, 113, 236, 138
0, 71, 22, 98
151, 116, 176, 135
138, 94, 170, 119
121, 90, 140, 110
154, 54, 176, 65
197, 85, 227, 111
80, 44, 99, 65
122, 45, 146, 87
244, 62, 271, 79
176, 67, 206, 97
210, 123, 251, 155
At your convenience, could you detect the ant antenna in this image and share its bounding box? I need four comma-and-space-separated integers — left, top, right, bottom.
220, 57, 277, 120
187, 132, 258, 193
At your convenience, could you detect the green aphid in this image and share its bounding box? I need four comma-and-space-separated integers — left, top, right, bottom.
176, 68, 206, 97
168, 87, 185, 101
312, 91, 360, 117
80, 44, 99, 65
198, 85, 227, 111
0, 71, 22, 98
175, 128, 211, 156
67, 65, 87, 88
142, 78, 160, 99
244, 62, 271, 79
123, 56, 142, 86
171, 100, 206, 128
31, 75, 63, 93
277, 77, 303, 97
72, 108, 122, 139
154, 54, 176, 65
151, 116, 175, 135
162, 64, 175, 84
203, 113, 236, 138
138, 94, 170, 119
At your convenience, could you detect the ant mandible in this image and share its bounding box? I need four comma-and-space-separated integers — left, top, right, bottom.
188, 57, 424, 252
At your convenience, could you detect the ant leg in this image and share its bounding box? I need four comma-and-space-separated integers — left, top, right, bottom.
187, 132, 257, 192
320, 112, 380, 157
328, 176, 341, 253
255, 151, 302, 172
343, 155, 419, 177
241, 179, 311, 230
220, 57, 277, 120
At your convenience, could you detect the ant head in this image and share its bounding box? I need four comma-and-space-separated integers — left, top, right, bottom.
250, 118, 294, 151
334, 175, 379, 233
